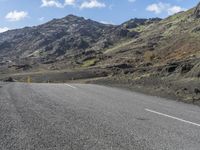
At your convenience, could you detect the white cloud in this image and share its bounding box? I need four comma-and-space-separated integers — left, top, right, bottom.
168, 6, 185, 15
146, 2, 168, 14
64, 0, 75, 6
100, 21, 114, 25
0, 27, 9, 33
128, 0, 136, 2
5, 10, 28, 21
41, 0, 63, 8
80, 0, 106, 9
146, 2, 185, 15
40, 0, 106, 9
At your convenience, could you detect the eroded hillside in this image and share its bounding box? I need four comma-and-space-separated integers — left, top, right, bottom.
1, 3, 200, 104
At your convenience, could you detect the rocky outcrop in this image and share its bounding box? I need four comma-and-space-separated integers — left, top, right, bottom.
122, 18, 161, 29
194, 2, 200, 18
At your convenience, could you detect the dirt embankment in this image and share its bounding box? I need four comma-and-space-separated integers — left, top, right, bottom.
86, 60, 200, 106
2, 59, 200, 106
0, 68, 110, 83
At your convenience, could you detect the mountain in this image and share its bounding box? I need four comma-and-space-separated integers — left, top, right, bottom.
1, 3, 200, 104
0, 15, 158, 70
0, 15, 123, 62
97, 3, 200, 104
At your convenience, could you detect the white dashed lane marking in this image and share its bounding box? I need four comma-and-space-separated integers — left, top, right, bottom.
146, 108, 200, 127
66, 84, 77, 89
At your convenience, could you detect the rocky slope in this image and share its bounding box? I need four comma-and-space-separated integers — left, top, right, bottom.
95, 3, 200, 104
0, 15, 158, 72
1, 3, 200, 104
194, 2, 200, 18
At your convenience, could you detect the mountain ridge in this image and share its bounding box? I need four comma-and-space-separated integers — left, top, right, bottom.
0, 14, 160, 70
1, 3, 200, 104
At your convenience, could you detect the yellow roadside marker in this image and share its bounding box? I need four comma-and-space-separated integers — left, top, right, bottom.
27, 76, 31, 83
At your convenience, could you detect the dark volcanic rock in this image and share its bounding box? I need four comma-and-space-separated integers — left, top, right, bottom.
0, 14, 161, 69
4, 77, 15, 82
194, 88, 200, 94
194, 2, 200, 18
0, 15, 141, 66
122, 18, 161, 29
0, 16, 109, 60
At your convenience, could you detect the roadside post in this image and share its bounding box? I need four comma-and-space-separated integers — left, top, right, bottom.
27, 76, 31, 83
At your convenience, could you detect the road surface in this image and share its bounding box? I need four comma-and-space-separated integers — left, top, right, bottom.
0, 82, 200, 150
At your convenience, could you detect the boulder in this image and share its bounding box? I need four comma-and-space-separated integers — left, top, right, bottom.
4, 77, 15, 82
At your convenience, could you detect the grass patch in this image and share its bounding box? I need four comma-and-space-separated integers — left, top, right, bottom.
129, 25, 146, 32
82, 59, 97, 67
104, 39, 135, 54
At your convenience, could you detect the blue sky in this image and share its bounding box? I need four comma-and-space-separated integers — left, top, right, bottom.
0, 0, 199, 32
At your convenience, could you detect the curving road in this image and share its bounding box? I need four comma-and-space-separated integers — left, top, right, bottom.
0, 82, 200, 150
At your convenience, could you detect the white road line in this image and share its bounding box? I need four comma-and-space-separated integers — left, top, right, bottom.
145, 109, 200, 127
66, 84, 77, 89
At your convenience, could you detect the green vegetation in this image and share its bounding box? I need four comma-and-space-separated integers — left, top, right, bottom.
129, 25, 146, 32
81, 58, 97, 67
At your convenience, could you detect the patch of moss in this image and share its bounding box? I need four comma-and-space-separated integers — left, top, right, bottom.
82, 59, 97, 67
163, 24, 179, 36
134, 25, 146, 32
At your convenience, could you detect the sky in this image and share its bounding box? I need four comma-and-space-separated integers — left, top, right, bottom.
0, 0, 199, 33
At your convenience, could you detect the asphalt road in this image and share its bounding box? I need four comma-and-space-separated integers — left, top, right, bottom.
0, 82, 200, 150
